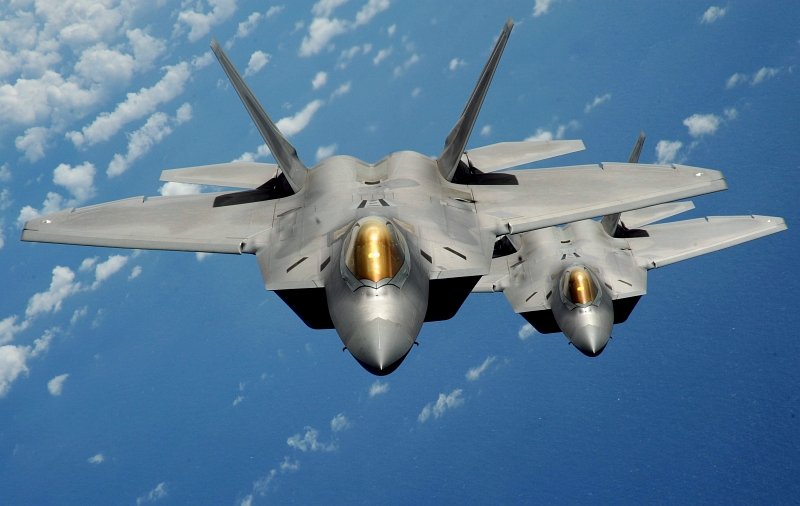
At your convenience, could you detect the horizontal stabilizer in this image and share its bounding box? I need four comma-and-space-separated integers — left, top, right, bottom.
210, 38, 307, 192
629, 215, 787, 269
160, 162, 279, 189
463, 140, 585, 173
619, 201, 695, 229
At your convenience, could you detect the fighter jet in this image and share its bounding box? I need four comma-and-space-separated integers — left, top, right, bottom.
474, 133, 787, 356
20, 18, 786, 374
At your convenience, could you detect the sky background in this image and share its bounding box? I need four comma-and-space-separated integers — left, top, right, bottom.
1, 1, 798, 504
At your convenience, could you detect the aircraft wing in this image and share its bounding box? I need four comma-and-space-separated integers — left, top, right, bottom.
20, 193, 279, 254
471, 163, 727, 235
628, 215, 787, 269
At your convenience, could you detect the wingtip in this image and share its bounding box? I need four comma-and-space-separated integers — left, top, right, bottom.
506, 16, 515, 30
210, 37, 220, 51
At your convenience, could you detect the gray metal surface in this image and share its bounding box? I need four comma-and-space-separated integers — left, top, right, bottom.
462, 140, 585, 173
19, 19, 787, 373
160, 162, 279, 189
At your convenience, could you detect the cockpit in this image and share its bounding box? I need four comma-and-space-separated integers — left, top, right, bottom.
341, 217, 410, 290
559, 265, 602, 307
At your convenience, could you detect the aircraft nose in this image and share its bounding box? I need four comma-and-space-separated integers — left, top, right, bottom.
569, 324, 610, 357
347, 317, 415, 376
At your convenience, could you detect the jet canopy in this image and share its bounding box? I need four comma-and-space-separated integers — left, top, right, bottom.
559, 265, 603, 308
341, 217, 410, 290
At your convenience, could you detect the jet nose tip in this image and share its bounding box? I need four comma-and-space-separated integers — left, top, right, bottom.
569, 324, 611, 357
347, 318, 415, 375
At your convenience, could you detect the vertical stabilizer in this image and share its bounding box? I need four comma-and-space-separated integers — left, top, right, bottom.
602, 132, 646, 235
437, 18, 514, 182
210, 38, 308, 192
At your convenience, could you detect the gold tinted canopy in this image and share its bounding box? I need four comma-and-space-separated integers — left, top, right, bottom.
567, 267, 597, 305
346, 218, 405, 283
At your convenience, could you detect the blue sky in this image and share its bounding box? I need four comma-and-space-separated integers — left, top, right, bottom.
1, 1, 798, 504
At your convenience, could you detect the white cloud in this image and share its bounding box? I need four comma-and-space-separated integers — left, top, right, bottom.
71, 306, 89, 325
158, 182, 203, 196
92, 255, 129, 289
518, 323, 536, 340
53, 162, 96, 203
353, 0, 390, 26
136, 482, 168, 505
683, 113, 721, 137
236, 100, 325, 161
312, 0, 350, 17
0, 345, 29, 397
230, 12, 263, 46
584, 93, 611, 114
418, 389, 464, 423
0, 164, 10, 182
67, 62, 193, 148
312, 71, 328, 89
752, 67, 780, 85
525, 129, 553, 141
0, 219, 5, 249
47, 373, 69, 396
79, 257, 98, 272
300, 0, 389, 57
316, 144, 338, 161
129, 266, 142, 280
17, 192, 64, 227
0, 189, 11, 211
15, 126, 50, 162
330, 81, 351, 99
232, 395, 244, 406
726, 73, 747, 89
196, 252, 211, 261
31, 328, 58, 358
369, 380, 389, 397
0, 316, 29, 345
252, 469, 277, 496
466, 356, 496, 381
266, 6, 285, 18
280, 456, 299, 472
331, 413, 350, 432
387, 24, 396, 37
26, 266, 82, 319
287, 427, 336, 451
533, 0, 560, 17
373, 46, 392, 65
244, 51, 271, 77
276, 100, 324, 136
393, 54, 419, 77
655, 140, 683, 165
299, 17, 349, 57
411, 87, 421, 98
127, 29, 167, 72
724, 107, 738, 120
107, 103, 193, 177
727, 67, 781, 88
480, 125, 491, 137
700, 6, 726, 24
88, 454, 105, 464
448, 58, 465, 71
175, 0, 237, 43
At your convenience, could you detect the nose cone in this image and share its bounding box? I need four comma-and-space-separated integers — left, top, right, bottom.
347, 317, 415, 375
569, 324, 611, 357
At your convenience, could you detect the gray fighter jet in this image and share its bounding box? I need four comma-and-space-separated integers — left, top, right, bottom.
474, 132, 786, 356
20, 19, 786, 374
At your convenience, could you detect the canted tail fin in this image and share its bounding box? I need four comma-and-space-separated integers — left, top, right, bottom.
210, 38, 308, 192
437, 17, 514, 182
602, 132, 647, 235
